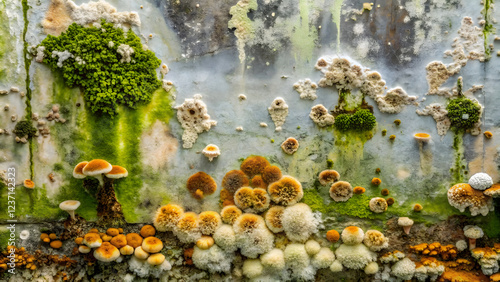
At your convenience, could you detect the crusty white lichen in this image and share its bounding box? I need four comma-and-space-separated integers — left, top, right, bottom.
228, 0, 258, 63
117, 44, 134, 63
67, 0, 141, 27
175, 94, 217, 149
51, 50, 73, 67
375, 87, 418, 114
268, 97, 288, 131
416, 103, 450, 136
309, 104, 334, 127
293, 79, 318, 100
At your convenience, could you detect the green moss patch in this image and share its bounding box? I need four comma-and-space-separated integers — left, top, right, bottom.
38, 20, 161, 115
446, 96, 481, 132
334, 109, 376, 132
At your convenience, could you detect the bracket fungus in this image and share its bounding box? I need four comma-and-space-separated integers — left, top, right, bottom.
447, 183, 493, 216
59, 200, 81, 220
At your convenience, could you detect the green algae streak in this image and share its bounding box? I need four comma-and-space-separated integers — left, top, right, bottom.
330, 0, 344, 52
228, 0, 258, 64
290, 0, 318, 63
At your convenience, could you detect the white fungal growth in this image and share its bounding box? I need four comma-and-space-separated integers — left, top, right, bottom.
66, 0, 141, 27
293, 79, 318, 100
281, 203, 319, 243
375, 87, 418, 114
192, 245, 234, 274
117, 44, 134, 63
335, 244, 377, 270
51, 50, 74, 67
175, 94, 217, 149
160, 64, 169, 76
35, 46, 46, 63
268, 97, 288, 131
468, 173, 493, 191
309, 104, 335, 127
416, 103, 451, 136
391, 258, 416, 280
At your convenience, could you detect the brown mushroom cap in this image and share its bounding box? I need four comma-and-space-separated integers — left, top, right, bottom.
222, 170, 250, 194
73, 161, 89, 179
240, 156, 270, 177
262, 165, 282, 184
196, 235, 215, 250
140, 225, 156, 238
105, 165, 128, 179
329, 181, 353, 202
142, 237, 163, 253
82, 159, 112, 176
94, 242, 120, 262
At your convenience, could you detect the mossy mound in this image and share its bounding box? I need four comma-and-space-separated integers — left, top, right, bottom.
446, 96, 481, 131
38, 20, 162, 116
334, 109, 376, 132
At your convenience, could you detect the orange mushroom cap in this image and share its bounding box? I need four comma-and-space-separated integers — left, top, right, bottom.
82, 159, 112, 176
73, 161, 89, 179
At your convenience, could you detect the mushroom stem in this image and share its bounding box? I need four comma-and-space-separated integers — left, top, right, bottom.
469, 238, 476, 250
403, 225, 412, 235
94, 174, 104, 186
68, 210, 76, 220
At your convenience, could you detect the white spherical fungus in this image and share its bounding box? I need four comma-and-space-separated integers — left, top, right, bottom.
330, 260, 344, 272
213, 224, 237, 252
335, 244, 377, 270
192, 245, 234, 274
282, 203, 319, 243
364, 261, 379, 275
284, 243, 310, 269
468, 173, 493, 190
341, 226, 364, 245
311, 247, 335, 269
391, 257, 416, 280
260, 248, 286, 271
242, 259, 264, 279
304, 239, 321, 256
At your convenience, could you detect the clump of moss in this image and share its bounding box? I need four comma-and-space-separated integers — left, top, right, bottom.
381, 129, 387, 136
446, 96, 481, 131
394, 119, 401, 126
14, 120, 37, 138
334, 109, 376, 132
389, 135, 396, 141
38, 20, 162, 116
326, 159, 334, 169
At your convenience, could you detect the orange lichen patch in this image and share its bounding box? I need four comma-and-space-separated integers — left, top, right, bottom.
102, 234, 112, 242
125, 233, 143, 248
490, 273, 500, 282
414, 204, 423, 212
154, 204, 184, 232
222, 170, 249, 194
106, 228, 119, 236
118, 228, 123, 234
251, 175, 267, 188
198, 211, 222, 235
187, 172, 217, 198
184, 248, 194, 265
353, 186, 366, 194
381, 189, 389, 196
40, 233, 49, 241
438, 268, 489, 282
415, 133, 430, 138
326, 230, 340, 243
43, 238, 51, 243
23, 179, 35, 189
234, 187, 255, 210
371, 178, 381, 186
50, 240, 63, 249
220, 189, 233, 202
240, 156, 270, 178
262, 165, 282, 184
222, 199, 235, 206
49, 233, 57, 240
411, 243, 429, 252
268, 176, 303, 206
386, 197, 395, 206
318, 170, 340, 186
110, 234, 127, 249
75, 237, 83, 245
484, 131, 493, 139
411, 242, 458, 260
89, 228, 99, 233
484, 184, 500, 198
140, 225, 156, 238
221, 205, 242, 225
471, 247, 498, 259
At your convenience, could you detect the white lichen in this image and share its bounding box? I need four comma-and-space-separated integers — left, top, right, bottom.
416, 103, 450, 136
66, 0, 141, 27
309, 104, 335, 127
175, 94, 217, 149
268, 97, 288, 131
293, 79, 318, 100
117, 44, 134, 63
375, 87, 417, 114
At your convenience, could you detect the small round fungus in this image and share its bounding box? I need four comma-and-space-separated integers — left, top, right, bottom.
363, 230, 388, 251
126, 233, 143, 248
23, 179, 35, 189
186, 172, 217, 199
282, 203, 318, 243
281, 137, 299, 155
202, 144, 220, 161
140, 225, 156, 238
198, 211, 222, 235
364, 261, 379, 275
371, 178, 381, 186
468, 172, 493, 191
262, 165, 282, 184
386, 197, 395, 206
196, 235, 215, 250
335, 244, 376, 269
50, 240, 62, 249
318, 170, 340, 186
250, 175, 267, 188
240, 156, 270, 177
381, 189, 389, 196
242, 259, 264, 279
134, 246, 149, 260
59, 200, 81, 220
260, 248, 285, 270
154, 204, 184, 232
174, 212, 202, 243
73, 161, 89, 179
233, 213, 266, 234
147, 253, 165, 266
110, 234, 127, 248
326, 229, 340, 243
305, 240, 321, 256
107, 228, 119, 236
83, 233, 102, 248
312, 247, 335, 269
413, 204, 423, 212
213, 224, 237, 252
265, 206, 285, 233
341, 226, 364, 245
222, 170, 249, 194
79, 245, 91, 254
94, 242, 120, 262
268, 175, 303, 206
284, 243, 310, 269
353, 186, 366, 194
369, 197, 388, 213
391, 257, 416, 280
234, 187, 255, 211
463, 225, 483, 250
120, 245, 134, 256
142, 237, 163, 253
330, 260, 344, 272
484, 131, 493, 139
220, 205, 242, 225
330, 181, 353, 202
